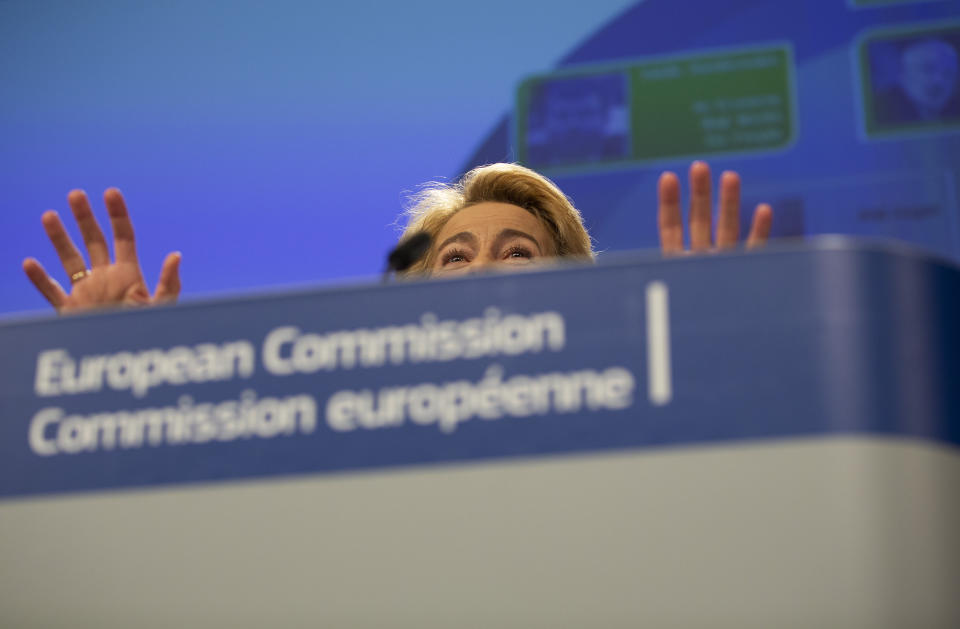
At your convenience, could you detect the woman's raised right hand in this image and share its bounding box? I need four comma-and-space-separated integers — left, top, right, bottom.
22, 188, 182, 314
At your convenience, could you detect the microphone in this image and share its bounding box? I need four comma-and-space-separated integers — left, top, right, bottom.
384, 231, 432, 279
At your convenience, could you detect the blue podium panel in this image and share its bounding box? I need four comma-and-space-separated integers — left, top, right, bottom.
0, 238, 957, 498
0, 238, 958, 628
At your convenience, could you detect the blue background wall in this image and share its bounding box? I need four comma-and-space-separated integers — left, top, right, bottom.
3, 0, 959, 317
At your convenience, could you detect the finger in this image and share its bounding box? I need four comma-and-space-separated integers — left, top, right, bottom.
23, 258, 69, 310
152, 251, 182, 304
103, 188, 138, 263
746, 204, 773, 249
67, 189, 111, 268
41, 210, 88, 277
688, 161, 712, 251
657, 171, 684, 255
715, 171, 741, 249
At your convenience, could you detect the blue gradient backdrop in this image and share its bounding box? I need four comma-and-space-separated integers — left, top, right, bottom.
2, 0, 959, 317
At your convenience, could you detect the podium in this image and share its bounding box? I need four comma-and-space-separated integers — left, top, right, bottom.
0, 238, 957, 627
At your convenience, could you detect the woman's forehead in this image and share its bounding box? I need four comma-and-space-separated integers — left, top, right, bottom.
437, 202, 550, 243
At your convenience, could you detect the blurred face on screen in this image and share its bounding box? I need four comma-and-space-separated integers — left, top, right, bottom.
545, 92, 607, 138
430, 203, 555, 276
900, 39, 959, 117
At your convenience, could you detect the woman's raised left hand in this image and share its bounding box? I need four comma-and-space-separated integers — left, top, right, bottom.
657, 161, 772, 255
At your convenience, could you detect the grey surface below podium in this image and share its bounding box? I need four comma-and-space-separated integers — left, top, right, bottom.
1, 437, 958, 628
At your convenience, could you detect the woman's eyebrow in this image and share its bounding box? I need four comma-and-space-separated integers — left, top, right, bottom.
493, 228, 542, 254
437, 231, 478, 251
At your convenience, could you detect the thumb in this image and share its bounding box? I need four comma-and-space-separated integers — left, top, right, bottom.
152, 251, 182, 303
746, 204, 773, 250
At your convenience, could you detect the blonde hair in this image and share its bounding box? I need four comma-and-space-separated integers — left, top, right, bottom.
399, 163, 594, 274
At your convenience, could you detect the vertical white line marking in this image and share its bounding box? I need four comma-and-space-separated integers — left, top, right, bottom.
646, 281, 672, 405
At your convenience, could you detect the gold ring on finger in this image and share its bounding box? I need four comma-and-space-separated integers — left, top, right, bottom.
70, 269, 92, 283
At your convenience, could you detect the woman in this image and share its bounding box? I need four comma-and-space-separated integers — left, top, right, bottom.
22, 161, 772, 312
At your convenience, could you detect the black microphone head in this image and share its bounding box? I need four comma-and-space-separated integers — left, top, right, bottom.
387, 231, 432, 273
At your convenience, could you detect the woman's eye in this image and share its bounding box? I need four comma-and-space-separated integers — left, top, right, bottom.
504, 246, 533, 260
442, 249, 469, 265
